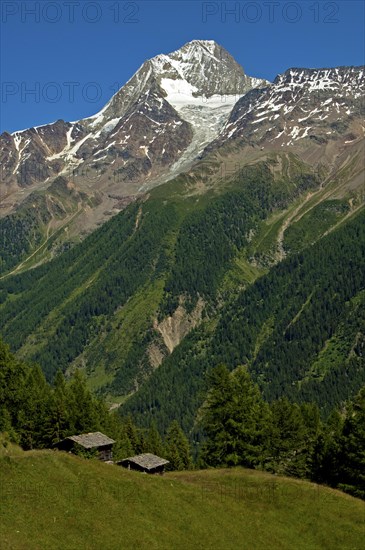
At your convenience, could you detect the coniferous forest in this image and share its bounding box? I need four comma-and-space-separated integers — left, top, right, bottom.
1, 339, 364, 499
0, 159, 364, 502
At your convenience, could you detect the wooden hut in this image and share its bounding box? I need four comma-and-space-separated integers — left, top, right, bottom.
118, 453, 169, 474
54, 432, 115, 461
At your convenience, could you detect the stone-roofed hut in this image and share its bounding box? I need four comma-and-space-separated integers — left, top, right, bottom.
118, 453, 169, 474
54, 432, 115, 461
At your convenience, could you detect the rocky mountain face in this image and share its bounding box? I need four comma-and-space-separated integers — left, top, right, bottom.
212, 66, 364, 150
0, 40, 264, 215
192, 65, 365, 221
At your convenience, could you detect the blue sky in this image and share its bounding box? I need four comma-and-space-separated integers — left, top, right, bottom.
1, 0, 364, 133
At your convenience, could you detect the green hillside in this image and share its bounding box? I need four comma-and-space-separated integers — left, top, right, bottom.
0, 155, 364, 430
1, 441, 364, 550
123, 208, 365, 431
0, 176, 94, 275
0, 158, 313, 376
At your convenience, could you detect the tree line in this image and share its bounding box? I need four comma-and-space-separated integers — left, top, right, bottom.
1, 337, 364, 499
0, 338, 191, 470
199, 364, 365, 500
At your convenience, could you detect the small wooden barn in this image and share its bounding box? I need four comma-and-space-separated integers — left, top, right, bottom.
54, 432, 115, 461
118, 453, 169, 474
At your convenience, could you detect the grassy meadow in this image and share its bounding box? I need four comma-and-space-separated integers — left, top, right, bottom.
0, 441, 364, 550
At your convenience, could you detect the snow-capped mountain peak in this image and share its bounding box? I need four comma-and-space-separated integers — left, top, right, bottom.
3, 41, 362, 242
84, 39, 266, 130
2, 40, 268, 200
149, 39, 261, 100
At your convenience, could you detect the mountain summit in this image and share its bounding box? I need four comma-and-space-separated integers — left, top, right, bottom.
84, 39, 261, 128
0, 40, 265, 216
144, 39, 260, 99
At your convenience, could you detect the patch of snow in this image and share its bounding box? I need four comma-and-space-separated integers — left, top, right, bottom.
94, 141, 116, 156
66, 125, 74, 148
286, 126, 301, 144
94, 154, 108, 162
142, 114, 162, 125
101, 118, 121, 134
161, 77, 240, 111
149, 98, 237, 187
139, 145, 150, 159
274, 130, 285, 140
252, 116, 268, 124
12, 138, 30, 174
11, 121, 58, 135
13, 133, 22, 151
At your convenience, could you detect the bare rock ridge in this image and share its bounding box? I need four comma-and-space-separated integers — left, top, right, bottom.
214, 66, 364, 149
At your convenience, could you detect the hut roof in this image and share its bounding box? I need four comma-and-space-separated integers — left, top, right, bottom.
120, 453, 169, 470
64, 432, 115, 449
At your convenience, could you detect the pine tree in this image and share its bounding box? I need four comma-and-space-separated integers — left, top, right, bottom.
200, 365, 271, 468
67, 370, 99, 434
227, 366, 271, 468
45, 370, 71, 445
0, 406, 19, 443
0, 339, 28, 428
123, 415, 141, 454
198, 364, 232, 466
165, 420, 192, 470
270, 398, 308, 477
146, 421, 164, 456
339, 386, 365, 498
17, 364, 51, 449
311, 409, 343, 485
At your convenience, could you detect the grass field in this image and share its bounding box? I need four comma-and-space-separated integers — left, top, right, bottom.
1, 441, 364, 550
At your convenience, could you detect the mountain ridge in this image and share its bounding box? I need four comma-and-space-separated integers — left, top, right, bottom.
1, 43, 363, 278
